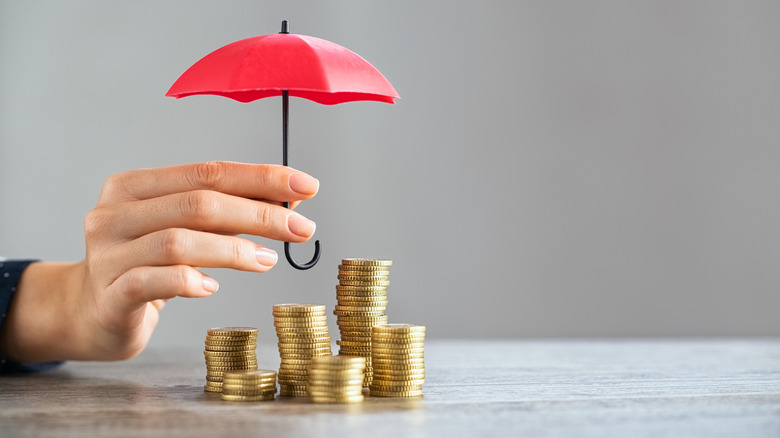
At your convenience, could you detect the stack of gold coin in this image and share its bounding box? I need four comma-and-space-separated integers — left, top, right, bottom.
220, 369, 277, 402
203, 327, 259, 393
369, 324, 425, 397
273, 303, 332, 396
307, 356, 366, 404
335, 258, 392, 387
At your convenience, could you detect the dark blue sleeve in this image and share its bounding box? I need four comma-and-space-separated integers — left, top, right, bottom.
0, 259, 63, 373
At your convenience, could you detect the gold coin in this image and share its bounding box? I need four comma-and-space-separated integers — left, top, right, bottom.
338, 280, 390, 287
370, 345, 424, 353
221, 382, 276, 391
221, 387, 277, 396
371, 345, 425, 353
371, 361, 425, 369
338, 263, 391, 271
220, 393, 275, 401
372, 373, 426, 382
307, 388, 364, 397
338, 272, 389, 279
310, 395, 364, 404
205, 335, 258, 343
204, 345, 256, 352
275, 326, 330, 333
273, 303, 326, 313
279, 352, 332, 360
337, 314, 389, 321
338, 346, 373, 353
310, 355, 366, 367
335, 304, 387, 311
206, 364, 258, 372
336, 340, 374, 348
279, 358, 315, 365
337, 274, 389, 281
333, 310, 386, 317
277, 343, 332, 350
274, 323, 329, 330
279, 383, 308, 390
337, 295, 389, 302
204, 385, 223, 393
279, 391, 309, 397
277, 378, 308, 385
371, 353, 425, 361
335, 286, 387, 295
223, 369, 276, 380
205, 341, 257, 351
273, 315, 328, 322
372, 324, 426, 334
341, 258, 393, 267
369, 389, 422, 397
307, 378, 365, 387
207, 327, 258, 336
204, 349, 257, 356
371, 330, 426, 338
307, 367, 365, 376
205, 354, 258, 361
337, 334, 373, 341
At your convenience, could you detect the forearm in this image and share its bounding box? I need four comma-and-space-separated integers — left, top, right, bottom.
0, 261, 87, 362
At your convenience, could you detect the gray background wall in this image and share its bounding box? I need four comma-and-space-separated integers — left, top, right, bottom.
1, 1, 778, 347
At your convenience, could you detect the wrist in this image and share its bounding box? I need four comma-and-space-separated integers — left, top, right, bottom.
0, 261, 86, 362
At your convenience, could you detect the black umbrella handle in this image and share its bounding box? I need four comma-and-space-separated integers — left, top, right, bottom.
282, 89, 321, 270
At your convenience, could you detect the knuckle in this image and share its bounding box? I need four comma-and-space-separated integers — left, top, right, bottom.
171, 264, 197, 290
157, 229, 190, 261
230, 239, 251, 265
121, 268, 147, 297
98, 172, 125, 200
83, 208, 113, 239
255, 204, 274, 229
180, 190, 219, 221
189, 161, 227, 190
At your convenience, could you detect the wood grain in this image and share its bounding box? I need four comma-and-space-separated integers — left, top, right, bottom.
1, 339, 778, 437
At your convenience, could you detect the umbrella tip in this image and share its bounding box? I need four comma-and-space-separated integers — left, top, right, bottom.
280, 20, 289, 34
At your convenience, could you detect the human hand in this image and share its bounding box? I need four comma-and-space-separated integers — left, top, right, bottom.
0, 161, 318, 362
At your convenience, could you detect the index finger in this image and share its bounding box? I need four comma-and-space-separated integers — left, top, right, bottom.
98, 161, 319, 205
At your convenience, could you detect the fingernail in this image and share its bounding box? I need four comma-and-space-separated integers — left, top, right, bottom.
202, 275, 219, 293
289, 173, 319, 195
256, 247, 278, 267
288, 213, 316, 238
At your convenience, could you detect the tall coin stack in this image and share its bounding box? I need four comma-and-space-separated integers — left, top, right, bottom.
369, 324, 426, 397
221, 369, 278, 402
273, 303, 332, 396
335, 258, 392, 387
307, 356, 366, 404
203, 327, 259, 393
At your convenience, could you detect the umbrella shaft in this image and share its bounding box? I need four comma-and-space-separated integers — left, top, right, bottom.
282, 90, 289, 167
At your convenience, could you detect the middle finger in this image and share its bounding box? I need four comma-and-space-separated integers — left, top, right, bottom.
92, 190, 316, 243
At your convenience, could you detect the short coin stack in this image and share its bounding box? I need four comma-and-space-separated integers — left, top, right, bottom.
335, 258, 392, 387
370, 324, 426, 397
204, 327, 259, 393
307, 356, 366, 404
220, 369, 278, 402
273, 304, 332, 396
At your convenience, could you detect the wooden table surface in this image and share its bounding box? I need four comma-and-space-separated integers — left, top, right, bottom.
1, 339, 778, 437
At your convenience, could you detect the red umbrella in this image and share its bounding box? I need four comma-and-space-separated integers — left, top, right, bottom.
167, 21, 399, 270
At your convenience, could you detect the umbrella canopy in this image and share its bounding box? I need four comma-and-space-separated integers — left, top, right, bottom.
166, 27, 398, 105
166, 21, 398, 270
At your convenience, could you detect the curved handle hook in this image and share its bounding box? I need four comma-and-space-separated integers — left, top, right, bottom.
282, 200, 320, 270
284, 239, 321, 270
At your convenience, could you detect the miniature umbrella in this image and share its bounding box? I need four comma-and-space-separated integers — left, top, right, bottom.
166, 21, 399, 270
